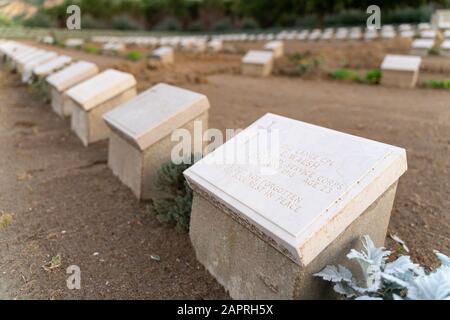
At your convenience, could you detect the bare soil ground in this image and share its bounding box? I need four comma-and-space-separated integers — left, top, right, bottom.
0, 39, 449, 299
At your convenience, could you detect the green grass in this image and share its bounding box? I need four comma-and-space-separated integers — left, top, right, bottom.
424, 79, 450, 89
84, 46, 99, 54
331, 68, 383, 85
331, 68, 361, 82
364, 69, 383, 85
0, 213, 13, 229
126, 51, 143, 61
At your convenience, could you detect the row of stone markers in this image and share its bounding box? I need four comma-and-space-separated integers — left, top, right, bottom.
0, 39, 409, 299
86, 23, 448, 48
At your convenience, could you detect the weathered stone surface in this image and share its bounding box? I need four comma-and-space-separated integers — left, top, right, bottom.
263, 41, 284, 58
242, 50, 274, 77
184, 113, 407, 299
33, 55, 72, 79
47, 61, 99, 117
381, 54, 422, 88
103, 83, 210, 199
152, 47, 174, 65
189, 182, 398, 299
67, 69, 137, 146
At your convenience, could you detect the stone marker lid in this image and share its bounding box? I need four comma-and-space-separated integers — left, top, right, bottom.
242, 50, 274, 65
153, 46, 173, 56
46, 61, 99, 92
381, 54, 422, 72
441, 40, 450, 50
184, 113, 407, 266
103, 83, 210, 151
33, 55, 72, 76
264, 41, 282, 50
65, 69, 136, 111
412, 38, 435, 49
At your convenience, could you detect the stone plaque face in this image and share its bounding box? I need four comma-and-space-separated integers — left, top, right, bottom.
412, 38, 435, 49
381, 54, 422, 72
103, 83, 209, 150
242, 50, 274, 65
33, 55, 72, 77
46, 61, 99, 92
65, 69, 136, 111
184, 113, 407, 265
153, 46, 173, 57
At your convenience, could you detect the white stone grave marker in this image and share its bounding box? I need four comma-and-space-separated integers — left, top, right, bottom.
103, 83, 210, 199
66, 69, 137, 146
184, 113, 407, 299
242, 50, 274, 77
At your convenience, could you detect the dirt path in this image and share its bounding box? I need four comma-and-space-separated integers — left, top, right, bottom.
0, 71, 228, 299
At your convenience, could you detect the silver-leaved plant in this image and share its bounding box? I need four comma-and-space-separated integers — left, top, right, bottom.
314, 235, 450, 300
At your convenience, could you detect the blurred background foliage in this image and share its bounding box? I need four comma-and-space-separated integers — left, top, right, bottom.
0, 0, 449, 30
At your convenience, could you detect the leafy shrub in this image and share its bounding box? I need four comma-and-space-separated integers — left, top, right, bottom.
364, 69, 382, 85
23, 11, 55, 28
315, 235, 450, 300
428, 47, 440, 56
331, 68, 361, 82
149, 157, 195, 232
241, 17, 259, 30
154, 17, 181, 31
212, 18, 233, 32
188, 20, 206, 32
84, 46, 99, 54
30, 78, 49, 100
424, 79, 450, 90
126, 51, 143, 61
285, 52, 322, 76
112, 15, 142, 31
81, 15, 109, 30
0, 14, 12, 26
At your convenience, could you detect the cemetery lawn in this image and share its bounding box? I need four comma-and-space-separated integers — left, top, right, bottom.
0, 41, 449, 299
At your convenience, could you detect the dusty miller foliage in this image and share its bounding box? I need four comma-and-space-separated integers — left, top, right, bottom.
314, 235, 450, 300
149, 156, 196, 232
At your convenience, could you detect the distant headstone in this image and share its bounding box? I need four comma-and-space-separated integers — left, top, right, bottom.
380, 54, 422, 88
431, 9, 450, 29
242, 50, 274, 77
102, 42, 126, 55
208, 40, 223, 52
263, 41, 284, 58
441, 40, 450, 58
46, 61, 99, 117
420, 30, 437, 39
103, 83, 210, 199
65, 69, 137, 146
184, 113, 407, 299
411, 38, 435, 56
33, 55, 72, 79
151, 46, 174, 65
65, 38, 84, 48
21, 51, 58, 83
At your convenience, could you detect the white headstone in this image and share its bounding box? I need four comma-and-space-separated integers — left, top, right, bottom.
103, 83, 210, 151
46, 61, 99, 92
381, 54, 422, 72
65, 38, 84, 48
22, 51, 58, 82
33, 55, 72, 78
412, 38, 435, 49
65, 69, 136, 111
242, 50, 274, 65
420, 30, 437, 39
184, 113, 407, 266
441, 40, 450, 50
